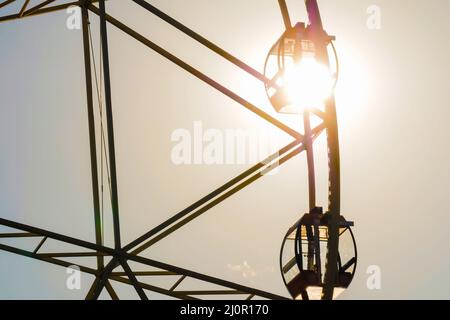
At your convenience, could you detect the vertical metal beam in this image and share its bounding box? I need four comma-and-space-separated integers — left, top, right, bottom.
303, 110, 316, 210
305, 0, 340, 301
81, 2, 104, 271
98, 0, 121, 250
322, 95, 340, 301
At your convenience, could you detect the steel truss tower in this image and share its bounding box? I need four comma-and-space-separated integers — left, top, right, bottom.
0, 0, 345, 300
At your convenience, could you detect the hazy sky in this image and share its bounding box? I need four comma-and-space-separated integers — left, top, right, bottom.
1, 0, 450, 299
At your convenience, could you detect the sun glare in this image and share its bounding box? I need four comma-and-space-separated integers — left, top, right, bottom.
281, 57, 334, 113
265, 52, 335, 115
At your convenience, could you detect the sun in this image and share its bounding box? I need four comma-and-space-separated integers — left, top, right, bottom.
281, 56, 334, 113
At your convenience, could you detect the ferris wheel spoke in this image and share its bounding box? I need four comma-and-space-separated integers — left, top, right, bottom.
132, 0, 269, 83
0, 0, 16, 10
278, 0, 292, 30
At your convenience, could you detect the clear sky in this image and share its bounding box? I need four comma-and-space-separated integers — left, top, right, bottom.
1, 0, 450, 299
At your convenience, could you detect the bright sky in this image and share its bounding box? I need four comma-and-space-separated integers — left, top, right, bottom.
1, 0, 450, 299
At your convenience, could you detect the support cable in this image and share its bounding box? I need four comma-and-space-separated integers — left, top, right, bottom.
88, 20, 112, 245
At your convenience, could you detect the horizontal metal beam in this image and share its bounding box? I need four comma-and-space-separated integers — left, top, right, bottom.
1, 237, 255, 300
127, 255, 289, 300
0, 240, 192, 300
111, 271, 178, 276
109, 275, 196, 300
0, 0, 81, 23
37, 252, 109, 258
174, 290, 242, 296
0, 242, 98, 275
0, 232, 40, 238
0, 217, 116, 254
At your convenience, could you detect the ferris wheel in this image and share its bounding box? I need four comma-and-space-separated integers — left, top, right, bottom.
0, 0, 357, 300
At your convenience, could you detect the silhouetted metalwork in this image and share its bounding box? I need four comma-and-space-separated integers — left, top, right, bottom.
0, 0, 354, 300
280, 208, 357, 300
